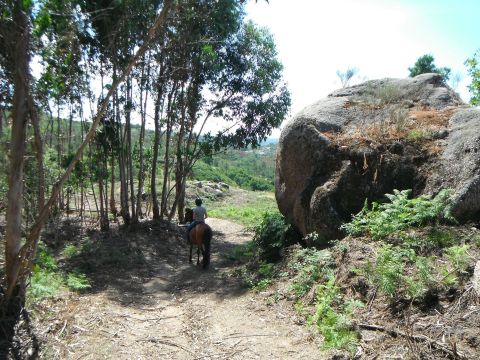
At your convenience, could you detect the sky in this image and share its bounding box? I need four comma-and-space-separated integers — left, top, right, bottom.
245, 0, 480, 131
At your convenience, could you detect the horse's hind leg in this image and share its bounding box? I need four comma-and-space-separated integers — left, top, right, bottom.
189, 244, 193, 263
197, 247, 200, 265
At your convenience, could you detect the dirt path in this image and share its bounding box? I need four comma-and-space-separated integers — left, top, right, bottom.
38, 218, 322, 359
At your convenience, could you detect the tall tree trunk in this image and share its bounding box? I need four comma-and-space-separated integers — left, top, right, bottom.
0, 103, 4, 138
160, 83, 178, 218
134, 59, 150, 222
4, 0, 174, 302
151, 65, 166, 221
5, 1, 30, 304
125, 77, 136, 218
110, 152, 116, 216
115, 84, 130, 223
171, 86, 187, 222
28, 93, 45, 214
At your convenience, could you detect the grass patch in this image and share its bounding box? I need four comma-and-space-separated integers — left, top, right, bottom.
407, 128, 432, 141
225, 241, 255, 261
208, 191, 277, 227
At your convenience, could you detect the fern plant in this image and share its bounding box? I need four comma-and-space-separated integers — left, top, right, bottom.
342, 189, 454, 240
309, 277, 362, 352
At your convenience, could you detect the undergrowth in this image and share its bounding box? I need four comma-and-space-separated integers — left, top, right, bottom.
28, 242, 91, 302
342, 189, 454, 239
308, 277, 363, 352
343, 189, 475, 302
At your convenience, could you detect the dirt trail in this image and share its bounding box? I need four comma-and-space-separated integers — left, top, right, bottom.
39, 218, 322, 359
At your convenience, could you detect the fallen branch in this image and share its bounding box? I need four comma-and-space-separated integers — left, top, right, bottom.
138, 338, 193, 354
358, 323, 467, 359
223, 333, 278, 340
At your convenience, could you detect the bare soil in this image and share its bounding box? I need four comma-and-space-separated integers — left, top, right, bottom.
31, 217, 323, 359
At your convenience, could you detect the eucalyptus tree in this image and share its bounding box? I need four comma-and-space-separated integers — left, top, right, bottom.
34, 0, 89, 212
79, 0, 165, 224
1, 0, 175, 306
150, 2, 290, 221
1, 0, 36, 304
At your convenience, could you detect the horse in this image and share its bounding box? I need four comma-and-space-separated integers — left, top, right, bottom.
185, 208, 212, 269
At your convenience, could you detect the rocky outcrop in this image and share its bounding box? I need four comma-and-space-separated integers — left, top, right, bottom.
276, 73, 480, 245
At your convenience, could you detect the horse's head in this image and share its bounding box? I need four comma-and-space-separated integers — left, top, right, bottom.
185, 207, 193, 223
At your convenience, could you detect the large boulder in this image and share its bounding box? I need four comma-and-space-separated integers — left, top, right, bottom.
276, 73, 480, 245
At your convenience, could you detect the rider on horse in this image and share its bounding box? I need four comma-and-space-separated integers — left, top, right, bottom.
187, 198, 208, 236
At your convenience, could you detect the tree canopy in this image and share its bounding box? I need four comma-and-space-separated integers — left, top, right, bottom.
408, 54, 451, 81
465, 50, 480, 105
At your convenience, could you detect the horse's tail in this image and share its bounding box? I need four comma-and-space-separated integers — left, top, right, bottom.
203, 224, 212, 269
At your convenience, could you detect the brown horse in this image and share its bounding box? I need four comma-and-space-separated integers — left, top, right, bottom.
185, 208, 212, 269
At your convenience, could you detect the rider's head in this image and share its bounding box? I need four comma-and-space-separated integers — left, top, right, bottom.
195, 198, 202, 206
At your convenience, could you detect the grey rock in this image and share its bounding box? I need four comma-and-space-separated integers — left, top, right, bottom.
276, 74, 479, 245
425, 107, 480, 221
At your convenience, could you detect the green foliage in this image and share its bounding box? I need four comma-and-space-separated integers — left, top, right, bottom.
62, 244, 79, 258
28, 242, 91, 300
209, 206, 272, 227
29, 243, 63, 300
445, 245, 471, 270
36, 242, 58, 270
406, 256, 435, 299
360, 244, 436, 300
309, 277, 362, 352
402, 229, 456, 255
288, 247, 334, 297
193, 144, 277, 191
465, 50, 480, 105
208, 191, 278, 226
407, 128, 431, 141
191, 161, 235, 185
66, 272, 91, 291
29, 266, 65, 301
342, 189, 454, 240
226, 241, 255, 261
408, 54, 451, 81
370, 244, 405, 296
253, 212, 301, 262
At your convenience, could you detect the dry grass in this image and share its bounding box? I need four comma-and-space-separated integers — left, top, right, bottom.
325, 106, 455, 154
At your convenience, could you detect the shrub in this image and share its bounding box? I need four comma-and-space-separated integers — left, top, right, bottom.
253, 212, 302, 262
370, 244, 405, 296
63, 244, 79, 258
342, 189, 454, 240
67, 272, 91, 291
288, 247, 334, 297
359, 245, 436, 300
29, 266, 65, 300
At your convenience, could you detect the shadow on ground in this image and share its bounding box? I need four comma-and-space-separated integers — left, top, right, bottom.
53, 218, 250, 309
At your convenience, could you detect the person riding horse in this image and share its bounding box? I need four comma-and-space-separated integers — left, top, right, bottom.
187, 198, 208, 235
186, 198, 212, 268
